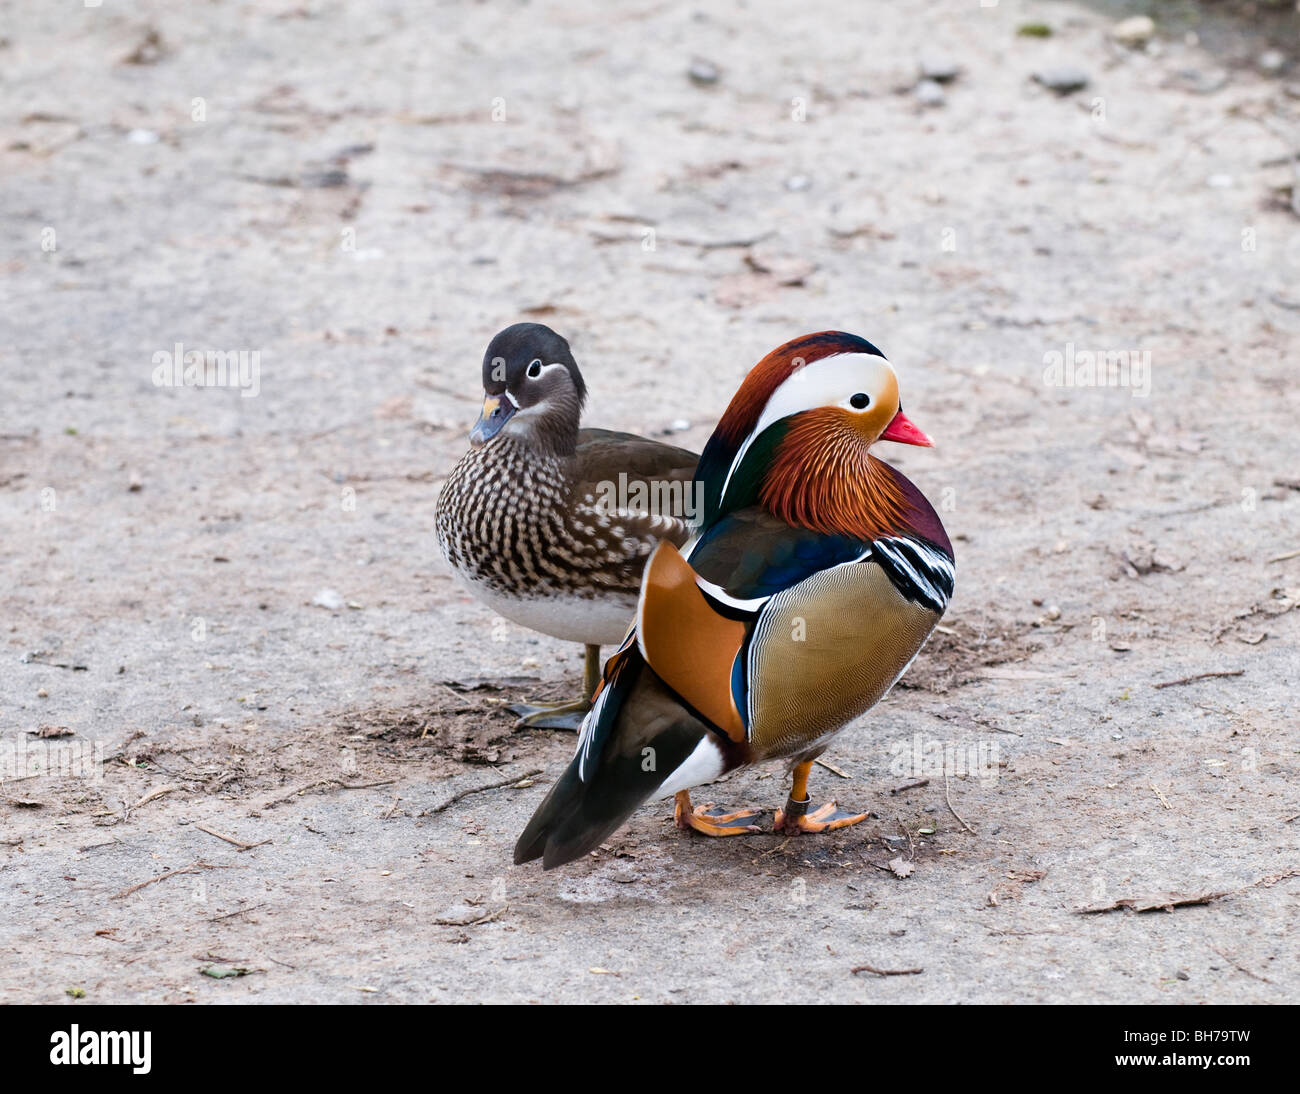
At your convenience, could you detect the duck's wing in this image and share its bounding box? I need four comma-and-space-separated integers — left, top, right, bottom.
575, 428, 698, 483
565, 430, 699, 564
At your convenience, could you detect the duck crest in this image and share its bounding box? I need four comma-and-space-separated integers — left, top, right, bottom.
696, 331, 886, 525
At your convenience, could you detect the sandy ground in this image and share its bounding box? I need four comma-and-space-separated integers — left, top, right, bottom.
1, 0, 1298, 1004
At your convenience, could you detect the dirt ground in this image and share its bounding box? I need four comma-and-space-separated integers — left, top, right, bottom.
2, 0, 1298, 1004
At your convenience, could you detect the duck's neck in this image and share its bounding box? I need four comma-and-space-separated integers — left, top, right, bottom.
758, 418, 947, 548
505, 400, 581, 460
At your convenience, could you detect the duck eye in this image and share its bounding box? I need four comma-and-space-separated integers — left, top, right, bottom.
527, 359, 543, 379
849, 392, 870, 410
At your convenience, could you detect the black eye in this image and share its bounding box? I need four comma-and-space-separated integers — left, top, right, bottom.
850, 392, 870, 409
527, 359, 542, 379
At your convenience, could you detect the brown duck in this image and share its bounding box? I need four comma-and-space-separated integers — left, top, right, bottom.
436, 323, 699, 728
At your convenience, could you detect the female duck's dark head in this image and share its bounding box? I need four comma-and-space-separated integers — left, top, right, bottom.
470, 323, 588, 455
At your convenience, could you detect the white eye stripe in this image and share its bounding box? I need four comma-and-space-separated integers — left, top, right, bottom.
720, 354, 896, 504
525, 360, 566, 378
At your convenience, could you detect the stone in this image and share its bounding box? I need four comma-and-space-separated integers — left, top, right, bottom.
914, 78, 946, 107
687, 59, 719, 86
1111, 16, 1155, 49
919, 55, 960, 83
1033, 66, 1089, 94
1258, 50, 1287, 76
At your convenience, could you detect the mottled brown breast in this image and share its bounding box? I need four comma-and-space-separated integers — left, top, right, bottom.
435, 432, 696, 602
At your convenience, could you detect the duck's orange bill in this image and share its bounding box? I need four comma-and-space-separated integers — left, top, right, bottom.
879, 409, 933, 447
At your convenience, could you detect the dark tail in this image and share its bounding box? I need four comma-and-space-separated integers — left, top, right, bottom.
514, 648, 712, 870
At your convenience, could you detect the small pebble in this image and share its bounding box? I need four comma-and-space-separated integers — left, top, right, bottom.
784, 174, 812, 192
1111, 16, 1155, 49
312, 588, 345, 611
1206, 174, 1234, 189
1046, 605, 1061, 621
688, 59, 720, 87
126, 128, 159, 145
37, 688, 48, 698
1033, 66, 1089, 94
1258, 50, 1287, 76
914, 79, 946, 108
1175, 68, 1228, 95
919, 56, 960, 83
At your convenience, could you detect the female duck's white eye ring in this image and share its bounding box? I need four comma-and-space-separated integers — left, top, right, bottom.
849, 392, 870, 410
527, 359, 543, 379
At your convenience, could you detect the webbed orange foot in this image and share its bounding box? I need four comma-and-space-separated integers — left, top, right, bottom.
774, 796, 870, 835
674, 790, 763, 836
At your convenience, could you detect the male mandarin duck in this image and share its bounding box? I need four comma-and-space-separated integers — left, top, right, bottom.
515, 331, 953, 868
436, 323, 698, 729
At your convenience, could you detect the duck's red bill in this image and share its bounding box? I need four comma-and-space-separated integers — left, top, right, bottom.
880, 409, 933, 447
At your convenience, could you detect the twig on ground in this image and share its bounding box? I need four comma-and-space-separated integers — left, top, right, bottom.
1210, 946, 1273, 984
113, 860, 231, 900
851, 963, 924, 976
427, 768, 543, 815
127, 783, 181, 816
433, 906, 506, 927
944, 775, 977, 835
1078, 869, 1299, 915
210, 903, 268, 922
897, 817, 915, 860
1150, 782, 1172, 810
264, 778, 395, 809
1267, 547, 1300, 564
890, 778, 929, 795
194, 823, 272, 852
1153, 670, 1243, 689
815, 757, 851, 779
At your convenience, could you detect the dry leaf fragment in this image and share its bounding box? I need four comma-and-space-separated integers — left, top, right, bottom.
887, 856, 914, 879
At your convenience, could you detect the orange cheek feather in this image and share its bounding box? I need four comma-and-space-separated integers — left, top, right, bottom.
759, 409, 909, 540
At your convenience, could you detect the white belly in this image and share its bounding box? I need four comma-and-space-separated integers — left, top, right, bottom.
458, 573, 637, 647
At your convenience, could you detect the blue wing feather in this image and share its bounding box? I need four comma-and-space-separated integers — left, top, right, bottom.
688, 508, 868, 602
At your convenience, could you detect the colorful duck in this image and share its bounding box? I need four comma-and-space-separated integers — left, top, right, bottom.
436, 323, 699, 729
515, 331, 953, 867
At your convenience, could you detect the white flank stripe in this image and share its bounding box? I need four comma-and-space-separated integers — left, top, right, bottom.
653, 736, 726, 799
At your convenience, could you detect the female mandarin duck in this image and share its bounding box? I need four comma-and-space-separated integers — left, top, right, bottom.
515, 331, 953, 868
436, 323, 698, 729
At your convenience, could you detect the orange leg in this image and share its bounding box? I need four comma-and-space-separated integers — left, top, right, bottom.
674, 790, 763, 837
773, 761, 870, 835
